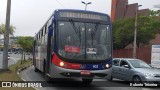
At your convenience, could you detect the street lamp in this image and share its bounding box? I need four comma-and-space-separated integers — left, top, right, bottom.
133, 4, 142, 59
81, 1, 92, 10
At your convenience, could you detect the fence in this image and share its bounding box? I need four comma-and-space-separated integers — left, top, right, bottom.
113, 47, 151, 63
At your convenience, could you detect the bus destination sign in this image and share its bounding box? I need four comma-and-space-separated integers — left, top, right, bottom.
59, 12, 108, 21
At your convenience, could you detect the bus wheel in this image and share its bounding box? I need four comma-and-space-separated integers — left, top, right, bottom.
82, 78, 93, 84
44, 74, 52, 83
44, 70, 52, 82
34, 67, 38, 72
43, 60, 52, 82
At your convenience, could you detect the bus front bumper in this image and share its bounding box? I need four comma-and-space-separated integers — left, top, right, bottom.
50, 64, 111, 79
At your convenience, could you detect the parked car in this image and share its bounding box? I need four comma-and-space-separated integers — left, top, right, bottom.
108, 58, 160, 83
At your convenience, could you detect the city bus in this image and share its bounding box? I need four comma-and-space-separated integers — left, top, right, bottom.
33, 9, 112, 84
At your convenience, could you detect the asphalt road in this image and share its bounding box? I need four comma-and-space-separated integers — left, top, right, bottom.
20, 66, 160, 90
0, 53, 30, 68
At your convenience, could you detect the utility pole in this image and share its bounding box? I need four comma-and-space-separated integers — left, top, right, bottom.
2, 0, 11, 70
133, 4, 142, 59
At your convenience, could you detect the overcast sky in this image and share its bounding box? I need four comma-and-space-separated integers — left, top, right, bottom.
0, 0, 159, 36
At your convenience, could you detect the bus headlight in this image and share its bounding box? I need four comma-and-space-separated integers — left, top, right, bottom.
106, 64, 109, 68
105, 64, 111, 69
60, 62, 64, 67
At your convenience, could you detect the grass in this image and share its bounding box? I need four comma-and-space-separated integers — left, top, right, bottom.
0, 60, 35, 90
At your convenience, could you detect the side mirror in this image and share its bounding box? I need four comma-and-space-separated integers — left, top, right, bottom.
149, 64, 151, 66
124, 65, 130, 68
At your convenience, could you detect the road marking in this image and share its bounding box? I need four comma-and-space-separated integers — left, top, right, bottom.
24, 67, 32, 81
21, 78, 26, 81
18, 67, 39, 90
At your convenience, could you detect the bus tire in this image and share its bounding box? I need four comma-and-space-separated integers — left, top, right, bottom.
43, 60, 52, 82
43, 60, 46, 74
34, 67, 38, 72
82, 78, 93, 84
44, 74, 52, 83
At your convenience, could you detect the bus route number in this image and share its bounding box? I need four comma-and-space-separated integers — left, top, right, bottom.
93, 65, 98, 69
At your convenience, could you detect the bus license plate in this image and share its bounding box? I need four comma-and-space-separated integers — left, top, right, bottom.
80, 70, 90, 75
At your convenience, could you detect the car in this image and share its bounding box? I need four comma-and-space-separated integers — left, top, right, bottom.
108, 58, 160, 83
8, 55, 10, 60
8, 52, 12, 54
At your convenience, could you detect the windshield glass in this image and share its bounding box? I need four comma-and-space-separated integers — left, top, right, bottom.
58, 21, 111, 60
129, 60, 151, 68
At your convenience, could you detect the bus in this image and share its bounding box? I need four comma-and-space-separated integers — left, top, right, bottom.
33, 9, 112, 84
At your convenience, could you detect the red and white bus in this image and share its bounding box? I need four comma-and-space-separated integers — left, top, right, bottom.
33, 9, 112, 84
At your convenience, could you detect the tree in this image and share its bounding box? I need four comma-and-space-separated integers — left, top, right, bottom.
113, 16, 160, 50
136, 16, 160, 47
0, 24, 15, 35
17, 36, 34, 61
113, 18, 135, 49
149, 10, 160, 16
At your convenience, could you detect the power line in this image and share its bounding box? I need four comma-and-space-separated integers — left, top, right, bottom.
55, 0, 67, 9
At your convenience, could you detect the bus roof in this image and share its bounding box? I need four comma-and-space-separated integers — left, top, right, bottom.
54, 9, 110, 17
34, 9, 111, 40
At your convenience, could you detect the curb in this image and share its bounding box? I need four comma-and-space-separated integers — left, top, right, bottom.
17, 64, 33, 81
17, 64, 33, 75
17, 65, 39, 90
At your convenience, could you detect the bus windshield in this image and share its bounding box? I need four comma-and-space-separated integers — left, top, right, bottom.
58, 21, 111, 60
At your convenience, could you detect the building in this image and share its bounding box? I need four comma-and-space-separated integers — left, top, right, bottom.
0, 36, 22, 52
110, 0, 157, 48
111, 0, 149, 22
111, 0, 128, 21
111, 0, 160, 63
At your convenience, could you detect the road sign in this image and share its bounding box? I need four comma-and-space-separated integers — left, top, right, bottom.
151, 45, 160, 68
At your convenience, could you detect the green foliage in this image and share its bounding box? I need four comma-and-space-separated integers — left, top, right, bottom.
0, 23, 15, 35
113, 16, 160, 50
113, 18, 135, 49
17, 36, 34, 52
136, 16, 160, 46
149, 10, 160, 16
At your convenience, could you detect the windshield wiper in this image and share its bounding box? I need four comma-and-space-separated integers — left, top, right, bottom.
68, 19, 82, 58
91, 23, 99, 46
69, 19, 81, 46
